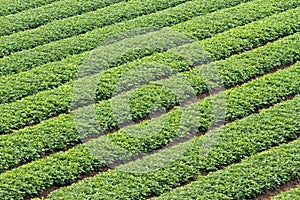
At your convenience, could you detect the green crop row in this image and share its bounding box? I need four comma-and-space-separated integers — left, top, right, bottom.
0, 146, 101, 200
44, 94, 300, 200
97, 32, 300, 100
1, 4, 298, 107
2, 68, 299, 199
0, 50, 195, 171
198, 7, 300, 60
172, 0, 300, 42
96, 33, 300, 130
0, 0, 253, 76
93, 43, 204, 102
272, 187, 300, 200
0, 29, 194, 104
1, 0, 287, 104
0, 30, 196, 134
3, 0, 294, 58
0, 0, 193, 57
0, 61, 299, 200
0, 0, 58, 17
100, 61, 300, 153
155, 138, 300, 199
0, 26, 298, 136
1, 2, 299, 85
0, 0, 124, 37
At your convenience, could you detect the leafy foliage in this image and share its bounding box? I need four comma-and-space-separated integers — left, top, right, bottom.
1, 2, 299, 105
1, 0, 300, 199
272, 187, 300, 200
0, 0, 123, 37
0, 0, 58, 16
0, 0, 191, 57
156, 135, 300, 199
0, 31, 298, 134
0, 0, 252, 76
44, 92, 300, 199
1, 61, 300, 199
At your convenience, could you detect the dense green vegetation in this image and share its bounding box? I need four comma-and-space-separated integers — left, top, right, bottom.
3, 0, 296, 104
0, 0, 299, 199
44, 92, 300, 199
155, 135, 300, 199
1, 60, 299, 199
1, 12, 299, 134
0, 0, 59, 16
0, 0, 255, 76
272, 187, 300, 200
0, 0, 192, 57
0, 0, 124, 37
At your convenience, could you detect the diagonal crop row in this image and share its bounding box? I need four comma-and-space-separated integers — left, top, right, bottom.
154, 137, 300, 199
1, 67, 300, 200
0, 0, 194, 58
172, 0, 300, 43
198, 8, 300, 60
96, 32, 300, 101
272, 186, 300, 200
96, 61, 300, 154
2, 1, 299, 200
0, 60, 300, 199
0, 0, 125, 37
0, 30, 195, 104
0, 49, 195, 171
1, 4, 299, 79
1, 0, 297, 104
0, 29, 197, 134
1, 5, 298, 111
0, 0, 299, 57
94, 34, 300, 130
1, 0, 279, 77
43, 94, 300, 200
0, 24, 299, 136
0, 0, 58, 17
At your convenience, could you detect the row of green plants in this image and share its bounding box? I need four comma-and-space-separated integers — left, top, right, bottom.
154, 137, 300, 199
98, 61, 300, 154
97, 32, 300, 100
0, 0, 193, 57
0, 73, 299, 199
0, 0, 58, 16
4, 0, 296, 58
95, 36, 300, 131
0, 27, 298, 136
2, 3, 297, 102
43, 95, 300, 200
0, 30, 195, 133
0, 61, 299, 200
0, 29, 194, 104
1, 4, 298, 108
172, 0, 300, 42
272, 187, 300, 199
0, 0, 123, 37
94, 44, 199, 97
2, 0, 295, 104
0, 0, 255, 76
199, 6, 300, 60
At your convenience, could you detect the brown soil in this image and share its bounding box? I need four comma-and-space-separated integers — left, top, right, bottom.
251, 177, 300, 200
26, 168, 110, 200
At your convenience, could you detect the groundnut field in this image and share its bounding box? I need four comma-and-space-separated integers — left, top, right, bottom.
0, 0, 300, 199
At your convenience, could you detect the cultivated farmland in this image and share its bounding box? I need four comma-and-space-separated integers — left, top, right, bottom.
0, 0, 299, 199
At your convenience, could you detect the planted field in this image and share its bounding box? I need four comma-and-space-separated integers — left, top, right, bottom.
0, 0, 299, 199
